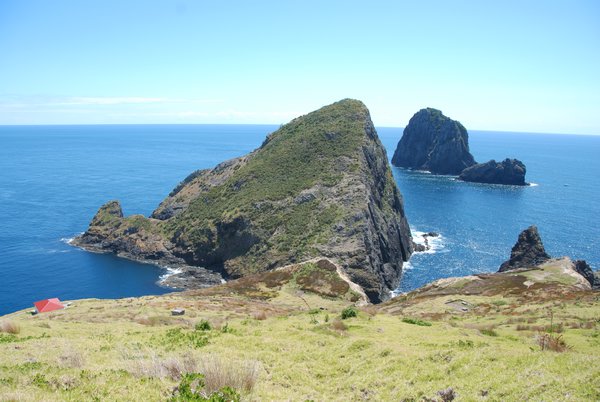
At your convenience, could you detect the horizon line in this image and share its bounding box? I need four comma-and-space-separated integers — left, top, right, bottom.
0, 122, 598, 137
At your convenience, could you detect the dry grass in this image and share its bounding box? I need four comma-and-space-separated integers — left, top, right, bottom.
122, 348, 198, 380
568, 321, 595, 329
200, 355, 259, 395
0, 320, 21, 334
135, 315, 174, 326
58, 344, 85, 368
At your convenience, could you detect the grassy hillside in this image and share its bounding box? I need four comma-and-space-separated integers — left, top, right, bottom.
1, 259, 598, 401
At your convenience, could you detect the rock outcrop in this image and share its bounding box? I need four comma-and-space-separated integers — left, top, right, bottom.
391, 108, 476, 174
459, 158, 527, 185
574, 260, 599, 289
73, 99, 414, 303
499, 225, 550, 272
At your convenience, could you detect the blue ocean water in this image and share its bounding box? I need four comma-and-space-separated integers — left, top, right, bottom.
1, 125, 599, 314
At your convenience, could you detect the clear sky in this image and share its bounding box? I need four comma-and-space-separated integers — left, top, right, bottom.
1, 0, 599, 134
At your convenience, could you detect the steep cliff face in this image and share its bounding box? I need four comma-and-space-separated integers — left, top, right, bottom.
391, 108, 476, 174
73, 99, 413, 303
459, 158, 527, 185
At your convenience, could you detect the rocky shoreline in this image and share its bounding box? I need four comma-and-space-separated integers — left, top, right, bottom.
70, 238, 225, 290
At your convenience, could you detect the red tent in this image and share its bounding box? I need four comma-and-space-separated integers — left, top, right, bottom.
34, 298, 64, 313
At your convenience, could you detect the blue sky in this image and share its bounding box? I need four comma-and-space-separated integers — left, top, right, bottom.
0, 1, 599, 134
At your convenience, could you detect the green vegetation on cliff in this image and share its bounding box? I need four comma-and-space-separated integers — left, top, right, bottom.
74, 99, 413, 302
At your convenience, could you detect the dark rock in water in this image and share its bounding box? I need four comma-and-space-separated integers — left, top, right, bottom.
574, 260, 599, 289
73, 99, 414, 303
499, 225, 551, 272
459, 158, 527, 186
412, 231, 440, 253
391, 108, 476, 175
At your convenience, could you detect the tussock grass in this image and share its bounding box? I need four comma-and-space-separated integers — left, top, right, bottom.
121, 347, 198, 380
200, 355, 259, 395
0, 321, 20, 334
330, 319, 347, 332
251, 310, 267, 321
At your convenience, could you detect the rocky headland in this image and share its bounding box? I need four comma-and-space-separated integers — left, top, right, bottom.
458, 158, 527, 185
392, 108, 529, 185
73, 99, 414, 303
391, 108, 476, 175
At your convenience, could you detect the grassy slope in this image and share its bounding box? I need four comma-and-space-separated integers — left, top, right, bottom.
1, 262, 599, 401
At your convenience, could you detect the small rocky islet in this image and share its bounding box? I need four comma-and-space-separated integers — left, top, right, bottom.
391, 107, 528, 185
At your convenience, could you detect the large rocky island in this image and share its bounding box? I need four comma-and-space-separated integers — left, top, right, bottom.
73, 99, 413, 303
391, 108, 476, 175
392, 108, 528, 185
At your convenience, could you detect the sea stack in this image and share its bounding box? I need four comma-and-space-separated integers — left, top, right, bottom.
73, 99, 414, 303
391, 108, 476, 174
459, 158, 527, 186
498, 225, 551, 272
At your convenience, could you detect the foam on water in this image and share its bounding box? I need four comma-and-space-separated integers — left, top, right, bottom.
159, 267, 183, 282
411, 229, 445, 254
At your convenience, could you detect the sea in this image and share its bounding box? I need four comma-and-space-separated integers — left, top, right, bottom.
1, 125, 599, 315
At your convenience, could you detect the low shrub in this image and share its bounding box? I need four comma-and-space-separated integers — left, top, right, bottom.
340, 307, 358, 320
196, 320, 212, 331
171, 373, 241, 402
401, 317, 432, 327
537, 332, 571, 352
480, 328, 498, 337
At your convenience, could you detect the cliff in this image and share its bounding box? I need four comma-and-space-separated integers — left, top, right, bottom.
459, 158, 527, 185
73, 99, 413, 303
391, 108, 476, 174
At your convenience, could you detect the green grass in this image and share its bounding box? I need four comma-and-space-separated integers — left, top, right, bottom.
0, 285, 599, 400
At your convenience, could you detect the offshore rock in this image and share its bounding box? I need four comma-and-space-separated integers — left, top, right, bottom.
391, 108, 475, 175
73, 99, 413, 303
459, 158, 527, 185
499, 225, 551, 272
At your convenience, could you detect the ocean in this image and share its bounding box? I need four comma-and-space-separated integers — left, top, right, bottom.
1, 125, 598, 314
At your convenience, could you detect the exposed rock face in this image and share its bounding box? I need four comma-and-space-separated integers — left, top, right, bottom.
73, 99, 413, 303
391, 108, 475, 174
499, 225, 551, 272
574, 260, 599, 289
459, 158, 527, 185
